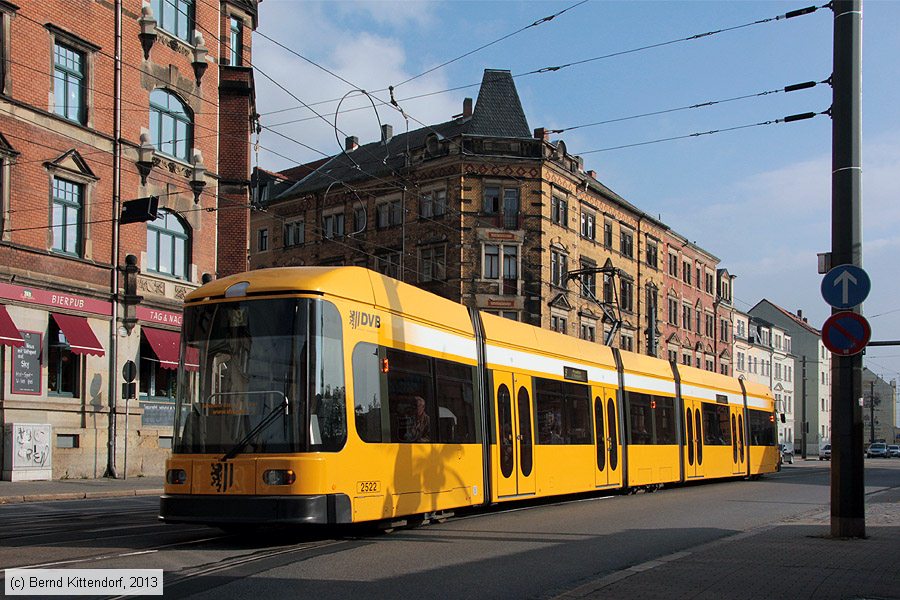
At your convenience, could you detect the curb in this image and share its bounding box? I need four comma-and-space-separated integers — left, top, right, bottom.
0, 488, 163, 505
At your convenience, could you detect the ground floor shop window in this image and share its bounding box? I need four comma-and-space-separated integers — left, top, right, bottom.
48, 319, 80, 397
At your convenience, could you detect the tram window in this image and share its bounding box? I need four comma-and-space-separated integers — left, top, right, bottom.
309, 301, 347, 451
627, 393, 676, 444
535, 378, 592, 445
352, 342, 384, 443
434, 359, 478, 443
702, 403, 732, 446
685, 409, 694, 465
628, 393, 652, 445
359, 346, 480, 444
748, 409, 777, 446
565, 385, 592, 444
386, 349, 435, 443
654, 396, 677, 444
607, 398, 618, 469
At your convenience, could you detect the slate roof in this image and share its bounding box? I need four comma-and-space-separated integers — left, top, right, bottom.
275, 69, 532, 201
467, 69, 531, 138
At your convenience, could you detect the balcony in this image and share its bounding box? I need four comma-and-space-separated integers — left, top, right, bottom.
482, 212, 522, 230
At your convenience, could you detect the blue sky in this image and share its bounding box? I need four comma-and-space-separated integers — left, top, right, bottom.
251, 1, 900, 410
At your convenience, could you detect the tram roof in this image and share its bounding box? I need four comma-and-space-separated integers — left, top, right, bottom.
481, 311, 616, 372
184, 267, 474, 334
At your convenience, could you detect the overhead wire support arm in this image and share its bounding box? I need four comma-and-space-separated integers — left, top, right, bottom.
566, 267, 624, 347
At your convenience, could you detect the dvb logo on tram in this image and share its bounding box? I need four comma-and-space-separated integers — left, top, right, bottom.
349, 310, 381, 330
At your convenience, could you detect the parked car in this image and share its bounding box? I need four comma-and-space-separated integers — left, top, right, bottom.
866, 442, 889, 458
780, 444, 794, 465
820, 444, 831, 460
888, 445, 900, 458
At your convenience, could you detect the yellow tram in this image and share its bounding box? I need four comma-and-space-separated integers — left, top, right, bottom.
160, 267, 778, 526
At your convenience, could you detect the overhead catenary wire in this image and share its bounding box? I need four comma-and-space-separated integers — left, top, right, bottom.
204, 0, 832, 224
390, 0, 588, 89
576, 111, 824, 155
257, 0, 585, 118
546, 80, 825, 134
258, 2, 827, 122
517, 4, 828, 79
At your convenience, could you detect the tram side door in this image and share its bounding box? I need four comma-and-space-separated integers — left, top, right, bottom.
683, 399, 704, 479
731, 406, 745, 475
513, 374, 536, 496
493, 371, 535, 498
594, 386, 622, 489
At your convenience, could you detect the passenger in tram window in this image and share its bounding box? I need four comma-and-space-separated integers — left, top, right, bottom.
544, 411, 563, 444
406, 396, 431, 442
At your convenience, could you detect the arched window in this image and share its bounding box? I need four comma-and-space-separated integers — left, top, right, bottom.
153, 0, 195, 43
149, 89, 192, 162
147, 209, 189, 279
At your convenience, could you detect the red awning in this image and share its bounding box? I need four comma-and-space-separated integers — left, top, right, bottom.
184, 345, 200, 372
142, 327, 180, 370
0, 305, 23, 347
51, 313, 104, 356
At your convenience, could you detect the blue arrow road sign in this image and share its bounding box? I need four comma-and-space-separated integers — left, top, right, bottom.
822, 311, 871, 356
821, 264, 870, 309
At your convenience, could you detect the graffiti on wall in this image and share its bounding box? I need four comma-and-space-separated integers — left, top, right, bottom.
14, 425, 50, 468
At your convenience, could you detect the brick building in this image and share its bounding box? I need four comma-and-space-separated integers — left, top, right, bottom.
0, 0, 257, 479
252, 69, 734, 366
659, 231, 729, 373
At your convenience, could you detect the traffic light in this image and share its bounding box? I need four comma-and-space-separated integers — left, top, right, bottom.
120, 196, 159, 224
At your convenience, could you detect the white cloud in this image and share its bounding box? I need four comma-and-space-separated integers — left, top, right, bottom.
252, 2, 460, 171
330, 0, 437, 28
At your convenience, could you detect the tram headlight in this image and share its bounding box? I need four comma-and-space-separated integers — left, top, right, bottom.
263, 469, 296, 486
166, 469, 187, 485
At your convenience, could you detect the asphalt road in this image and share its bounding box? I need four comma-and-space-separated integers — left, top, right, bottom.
2, 460, 898, 599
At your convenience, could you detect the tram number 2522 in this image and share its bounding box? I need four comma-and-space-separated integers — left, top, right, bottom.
357, 481, 381, 494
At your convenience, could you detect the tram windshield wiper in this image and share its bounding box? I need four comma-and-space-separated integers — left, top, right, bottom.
219, 392, 290, 461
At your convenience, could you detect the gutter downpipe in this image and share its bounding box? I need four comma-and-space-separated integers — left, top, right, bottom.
105, 0, 123, 479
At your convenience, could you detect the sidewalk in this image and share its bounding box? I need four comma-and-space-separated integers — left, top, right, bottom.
556, 486, 900, 600
0, 476, 163, 504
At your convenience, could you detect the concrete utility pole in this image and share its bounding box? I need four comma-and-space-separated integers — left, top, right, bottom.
801, 356, 807, 460
830, 0, 865, 539
868, 380, 876, 444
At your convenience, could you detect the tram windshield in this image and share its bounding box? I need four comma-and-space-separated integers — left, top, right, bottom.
173, 298, 346, 454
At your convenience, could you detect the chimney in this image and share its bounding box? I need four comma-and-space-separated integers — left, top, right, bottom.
797, 309, 803, 319
381, 124, 393, 143
586, 170, 596, 179
463, 97, 473, 117
345, 136, 358, 152
533, 127, 549, 142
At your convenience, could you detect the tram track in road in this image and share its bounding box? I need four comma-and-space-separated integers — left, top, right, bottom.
0, 500, 173, 545
106, 536, 366, 600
